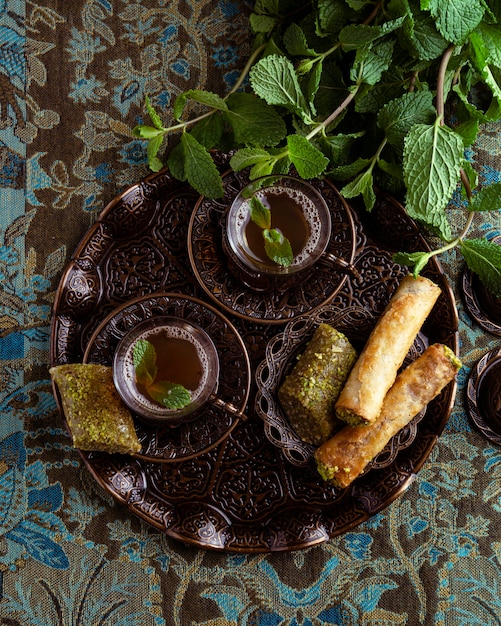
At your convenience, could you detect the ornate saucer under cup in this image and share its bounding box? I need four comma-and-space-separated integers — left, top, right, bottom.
188, 171, 358, 324
461, 235, 501, 336
83, 293, 251, 462
467, 347, 501, 446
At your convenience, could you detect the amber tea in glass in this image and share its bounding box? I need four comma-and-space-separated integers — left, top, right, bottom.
113, 316, 219, 424
224, 176, 331, 290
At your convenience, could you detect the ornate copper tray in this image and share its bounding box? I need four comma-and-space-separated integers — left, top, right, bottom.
50, 155, 459, 552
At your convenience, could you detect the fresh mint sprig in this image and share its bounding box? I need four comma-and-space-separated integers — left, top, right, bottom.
133, 339, 191, 410
131, 0, 501, 296
249, 195, 293, 267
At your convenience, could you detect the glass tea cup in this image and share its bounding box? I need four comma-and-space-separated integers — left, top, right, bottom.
113, 316, 243, 425
222, 175, 333, 291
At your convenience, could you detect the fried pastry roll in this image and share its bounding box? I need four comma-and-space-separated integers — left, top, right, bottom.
315, 343, 461, 488
50, 363, 142, 455
278, 323, 357, 445
335, 275, 441, 426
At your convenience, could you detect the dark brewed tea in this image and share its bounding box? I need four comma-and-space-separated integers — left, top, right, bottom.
244, 190, 310, 267
132, 324, 212, 410
224, 176, 331, 291
114, 316, 220, 422
139, 331, 204, 397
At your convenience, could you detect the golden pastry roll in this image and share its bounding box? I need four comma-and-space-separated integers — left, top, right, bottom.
335, 275, 441, 426
50, 363, 141, 455
315, 343, 461, 488
278, 323, 357, 445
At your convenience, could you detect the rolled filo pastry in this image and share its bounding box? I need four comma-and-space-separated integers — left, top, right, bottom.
315, 343, 461, 488
335, 275, 441, 426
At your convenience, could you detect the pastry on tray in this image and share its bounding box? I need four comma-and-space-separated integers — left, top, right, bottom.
278, 323, 357, 445
315, 343, 461, 488
50, 363, 141, 455
335, 275, 441, 426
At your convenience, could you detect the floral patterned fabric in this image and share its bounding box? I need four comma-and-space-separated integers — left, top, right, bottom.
1, 1, 501, 624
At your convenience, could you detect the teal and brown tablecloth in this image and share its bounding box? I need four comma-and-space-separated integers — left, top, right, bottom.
1, 1, 501, 624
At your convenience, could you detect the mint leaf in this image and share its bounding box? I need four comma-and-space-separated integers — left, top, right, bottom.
225, 92, 286, 146
166, 141, 187, 181
173, 89, 228, 120
377, 91, 436, 148
305, 59, 323, 102
469, 31, 501, 103
329, 157, 372, 180
230, 147, 276, 172
190, 113, 224, 149
354, 67, 408, 114
146, 133, 164, 171
249, 196, 271, 229
460, 238, 501, 297
339, 23, 385, 49
425, 0, 484, 44
133, 339, 157, 388
249, 55, 312, 123
263, 229, 293, 267
145, 95, 164, 130
403, 122, 464, 239
461, 159, 478, 195
393, 250, 433, 276
249, 13, 277, 34
179, 133, 224, 198
321, 131, 364, 166
475, 23, 501, 68
286, 134, 328, 179
250, 157, 280, 179
399, 4, 449, 61
377, 159, 403, 180
467, 182, 501, 213
455, 118, 480, 147
346, 0, 373, 8
132, 125, 164, 140
148, 381, 192, 410
351, 39, 395, 86
283, 23, 318, 57
317, 0, 354, 36
340, 168, 376, 211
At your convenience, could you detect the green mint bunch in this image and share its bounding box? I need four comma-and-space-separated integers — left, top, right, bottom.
249, 195, 293, 266
132, 0, 501, 296
133, 339, 191, 410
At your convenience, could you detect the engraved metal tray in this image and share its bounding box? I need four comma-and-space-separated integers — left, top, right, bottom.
50, 155, 459, 552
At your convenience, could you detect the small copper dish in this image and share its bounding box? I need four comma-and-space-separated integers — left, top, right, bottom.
461, 236, 501, 336
466, 348, 501, 446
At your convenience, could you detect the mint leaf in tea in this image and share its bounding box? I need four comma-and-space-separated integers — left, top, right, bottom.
132, 338, 192, 410
133, 339, 157, 388
248, 194, 294, 267
147, 381, 192, 410
263, 228, 294, 267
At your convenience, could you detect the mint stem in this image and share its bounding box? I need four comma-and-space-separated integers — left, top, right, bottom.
436, 45, 455, 124
306, 85, 361, 141
147, 43, 268, 137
